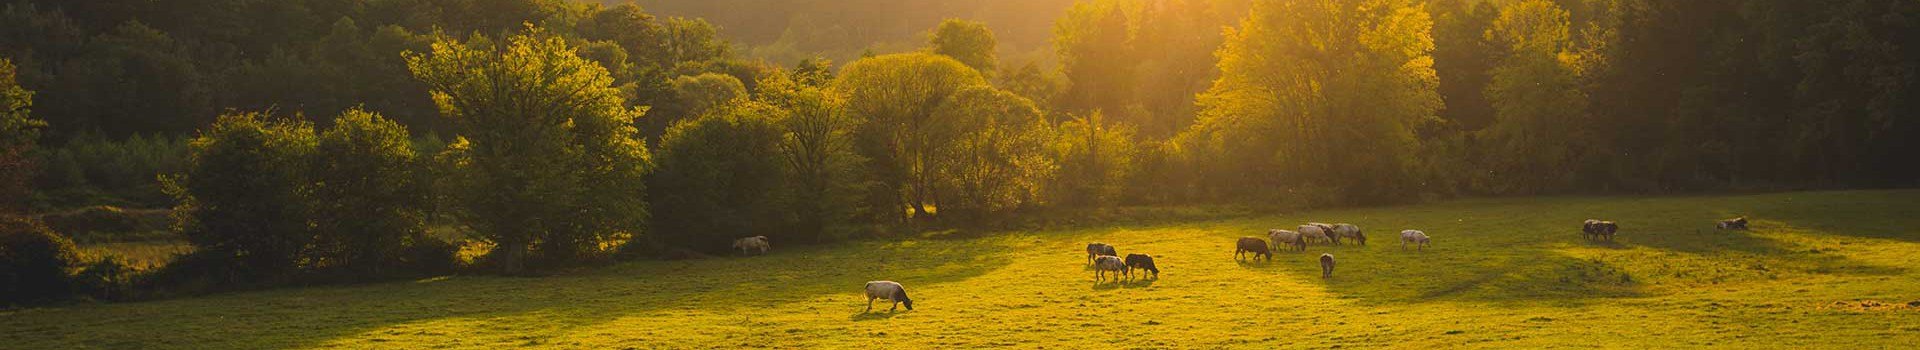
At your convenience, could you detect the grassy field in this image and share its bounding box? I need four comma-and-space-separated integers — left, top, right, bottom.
5, 190, 1919, 348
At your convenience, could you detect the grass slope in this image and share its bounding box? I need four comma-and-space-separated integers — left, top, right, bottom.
5, 190, 1919, 348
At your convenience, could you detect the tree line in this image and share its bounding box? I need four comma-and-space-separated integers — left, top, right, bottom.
2, 0, 1917, 303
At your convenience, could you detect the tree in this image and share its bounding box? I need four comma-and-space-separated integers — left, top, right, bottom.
1, 58, 44, 213
1183, 0, 1441, 204
1054, 0, 1136, 116
648, 101, 791, 251
165, 112, 317, 274
1430, 0, 1500, 131
758, 75, 868, 241
929, 19, 998, 75
308, 109, 428, 274
406, 28, 652, 273
834, 53, 987, 221
672, 73, 747, 117
1479, 0, 1590, 194
1051, 111, 1135, 206
931, 86, 1054, 218
1130, 0, 1237, 138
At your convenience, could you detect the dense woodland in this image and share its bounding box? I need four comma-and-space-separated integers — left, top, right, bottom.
1, 0, 1917, 302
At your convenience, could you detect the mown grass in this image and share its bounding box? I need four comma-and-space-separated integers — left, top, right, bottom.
4, 190, 1919, 348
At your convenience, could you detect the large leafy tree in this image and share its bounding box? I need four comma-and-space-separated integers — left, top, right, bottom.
165, 112, 317, 274
308, 109, 428, 274
931, 86, 1054, 218
1478, 0, 1590, 194
758, 76, 867, 241
1183, 0, 1440, 204
406, 28, 652, 273
648, 101, 791, 251
835, 53, 987, 221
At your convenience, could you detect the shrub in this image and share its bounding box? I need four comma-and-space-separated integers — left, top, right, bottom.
165, 112, 317, 275
398, 237, 458, 276
72, 256, 136, 301
0, 216, 79, 304
308, 109, 428, 274
649, 101, 793, 252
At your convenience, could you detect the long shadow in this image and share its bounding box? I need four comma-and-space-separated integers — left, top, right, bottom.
0, 235, 1020, 349
1261, 190, 1920, 307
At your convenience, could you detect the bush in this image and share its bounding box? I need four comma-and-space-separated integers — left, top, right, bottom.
649, 101, 793, 252
308, 109, 428, 274
398, 237, 458, 276
72, 256, 136, 301
0, 216, 80, 304
165, 112, 317, 275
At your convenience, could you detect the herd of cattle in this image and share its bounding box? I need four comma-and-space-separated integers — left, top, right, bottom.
727, 216, 1754, 313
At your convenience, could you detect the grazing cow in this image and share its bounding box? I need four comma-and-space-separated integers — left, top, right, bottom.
1582, 219, 1614, 241
864, 281, 914, 312
1596, 221, 1618, 241
1401, 230, 1431, 251
732, 236, 770, 255
1087, 242, 1118, 264
1124, 254, 1160, 279
1093, 255, 1127, 282
1717, 217, 1749, 230
1236, 237, 1272, 262
1268, 229, 1306, 252
1333, 223, 1366, 246
1308, 222, 1340, 245
1319, 253, 1335, 278
1299, 224, 1333, 245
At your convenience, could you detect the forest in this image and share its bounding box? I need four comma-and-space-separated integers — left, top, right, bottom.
1, 0, 1917, 304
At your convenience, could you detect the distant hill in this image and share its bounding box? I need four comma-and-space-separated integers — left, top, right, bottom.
613, 0, 1082, 67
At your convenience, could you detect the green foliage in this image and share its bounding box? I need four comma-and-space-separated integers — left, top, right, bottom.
1429, 0, 1500, 131
929, 19, 999, 75
995, 61, 1062, 111
835, 53, 988, 221
1183, 0, 1440, 204
1477, 0, 1590, 194
0, 216, 79, 304
31, 133, 188, 209
931, 86, 1054, 218
1053, 0, 1135, 116
166, 112, 317, 274
671, 73, 747, 119
71, 256, 135, 301
649, 101, 792, 251
308, 109, 430, 274
407, 28, 651, 273
1050, 111, 1136, 207
5, 0, 736, 138
0, 58, 43, 213
759, 76, 869, 242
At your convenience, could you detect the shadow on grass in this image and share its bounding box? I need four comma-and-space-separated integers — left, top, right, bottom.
849, 310, 905, 321
3, 236, 1021, 349
1272, 190, 1920, 307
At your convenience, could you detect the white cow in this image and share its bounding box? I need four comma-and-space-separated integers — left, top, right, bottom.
1401, 230, 1431, 251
